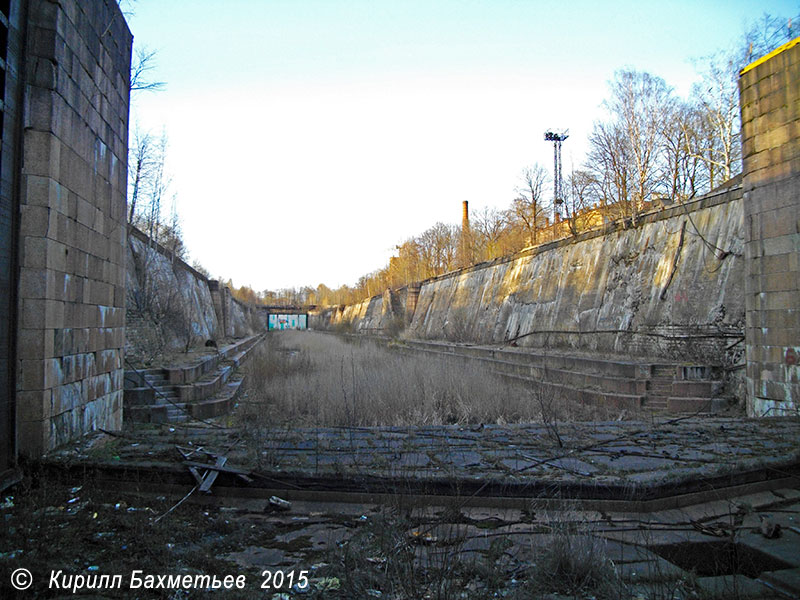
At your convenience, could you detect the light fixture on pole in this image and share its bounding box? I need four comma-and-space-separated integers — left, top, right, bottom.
544, 129, 569, 205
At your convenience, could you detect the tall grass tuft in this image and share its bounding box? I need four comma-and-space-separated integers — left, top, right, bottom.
525, 526, 622, 598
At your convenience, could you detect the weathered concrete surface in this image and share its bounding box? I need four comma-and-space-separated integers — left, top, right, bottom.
208, 278, 262, 339
126, 228, 220, 349
48, 416, 800, 508
40, 416, 800, 598
126, 226, 265, 359
3, 475, 799, 599
312, 287, 407, 334
740, 37, 800, 417
123, 334, 263, 423
395, 338, 728, 412
15, 0, 132, 455
407, 189, 744, 364
313, 189, 744, 375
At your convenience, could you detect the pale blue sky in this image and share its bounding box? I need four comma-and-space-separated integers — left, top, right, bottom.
126, 1, 798, 291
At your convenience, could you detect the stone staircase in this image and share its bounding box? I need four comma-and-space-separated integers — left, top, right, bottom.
396, 339, 727, 414
645, 365, 674, 412
129, 370, 187, 422
124, 334, 264, 423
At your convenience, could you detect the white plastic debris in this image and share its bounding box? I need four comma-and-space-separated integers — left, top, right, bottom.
268, 496, 291, 511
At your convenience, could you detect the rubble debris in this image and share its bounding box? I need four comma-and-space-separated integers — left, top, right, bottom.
313, 577, 340, 591
269, 496, 292, 511
758, 515, 781, 539
176, 446, 254, 495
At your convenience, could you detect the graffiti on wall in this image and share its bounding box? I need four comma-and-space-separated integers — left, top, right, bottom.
268, 314, 308, 331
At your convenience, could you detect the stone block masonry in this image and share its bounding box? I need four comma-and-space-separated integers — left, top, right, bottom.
15, 0, 132, 455
315, 188, 746, 376
739, 37, 800, 417
405, 189, 745, 364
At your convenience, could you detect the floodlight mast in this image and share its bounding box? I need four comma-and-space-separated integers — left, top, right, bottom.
544, 129, 569, 205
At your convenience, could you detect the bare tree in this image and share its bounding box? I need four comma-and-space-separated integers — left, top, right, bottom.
130, 45, 166, 93
472, 206, 507, 261
564, 169, 597, 236
612, 70, 674, 221
128, 127, 153, 222
512, 164, 550, 245
685, 54, 741, 190
660, 100, 702, 202
586, 70, 675, 225
681, 11, 798, 193
162, 198, 186, 261
740, 12, 800, 66
418, 222, 458, 277
587, 120, 630, 223
142, 132, 170, 243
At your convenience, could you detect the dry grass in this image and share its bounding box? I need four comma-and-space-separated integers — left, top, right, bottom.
524, 526, 622, 598
238, 331, 623, 428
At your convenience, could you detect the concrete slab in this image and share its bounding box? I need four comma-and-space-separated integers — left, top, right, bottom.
45, 416, 800, 510
759, 568, 800, 598
696, 574, 774, 599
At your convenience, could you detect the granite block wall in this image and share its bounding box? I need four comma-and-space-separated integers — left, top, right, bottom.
739, 37, 800, 416
15, 0, 132, 455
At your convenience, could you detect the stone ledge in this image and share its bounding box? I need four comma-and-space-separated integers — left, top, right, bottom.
165, 334, 261, 385
395, 338, 726, 413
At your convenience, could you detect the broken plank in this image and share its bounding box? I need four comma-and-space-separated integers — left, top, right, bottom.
182, 460, 251, 476
187, 466, 205, 486
199, 456, 227, 493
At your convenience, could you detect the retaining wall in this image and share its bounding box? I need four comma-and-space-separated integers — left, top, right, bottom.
409, 188, 744, 364
125, 225, 265, 359
314, 188, 745, 372
311, 287, 407, 334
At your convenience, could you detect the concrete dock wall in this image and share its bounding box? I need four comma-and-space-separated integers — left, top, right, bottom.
314, 188, 745, 370
407, 188, 744, 364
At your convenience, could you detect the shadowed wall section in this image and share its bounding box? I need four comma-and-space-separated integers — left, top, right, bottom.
0, 0, 25, 480
125, 224, 265, 363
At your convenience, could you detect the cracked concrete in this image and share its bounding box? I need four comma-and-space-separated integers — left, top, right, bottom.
39, 416, 800, 598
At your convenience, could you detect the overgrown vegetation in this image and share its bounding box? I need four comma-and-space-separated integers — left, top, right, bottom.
0, 475, 717, 600
0, 475, 257, 599
525, 525, 621, 598
237, 331, 624, 428
318, 502, 708, 599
